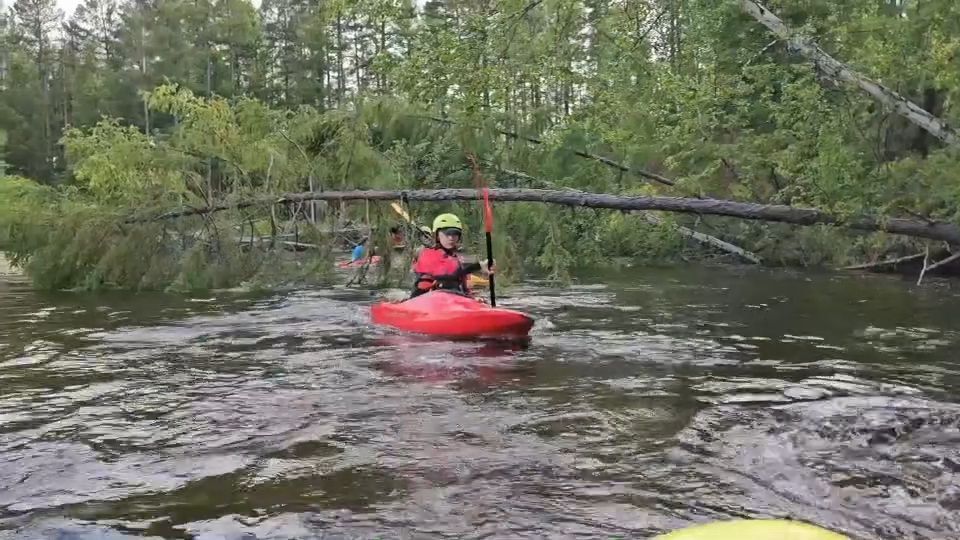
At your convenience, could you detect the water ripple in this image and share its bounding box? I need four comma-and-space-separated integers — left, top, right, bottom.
2, 268, 960, 538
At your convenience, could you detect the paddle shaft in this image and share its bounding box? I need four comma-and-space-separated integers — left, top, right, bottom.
468, 154, 497, 307
485, 230, 496, 307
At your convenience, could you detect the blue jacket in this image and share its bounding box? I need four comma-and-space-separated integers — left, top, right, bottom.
351, 244, 365, 261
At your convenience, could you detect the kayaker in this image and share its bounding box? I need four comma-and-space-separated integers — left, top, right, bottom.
351, 237, 368, 262
389, 226, 406, 250
410, 213, 494, 298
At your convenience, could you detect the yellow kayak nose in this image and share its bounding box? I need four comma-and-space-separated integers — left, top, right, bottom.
655, 519, 848, 540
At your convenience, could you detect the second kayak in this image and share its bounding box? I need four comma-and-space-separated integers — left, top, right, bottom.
336, 255, 382, 268
371, 290, 534, 339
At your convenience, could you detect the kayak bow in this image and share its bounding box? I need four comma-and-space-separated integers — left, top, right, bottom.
655, 519, 848, 540
371, 290, 534, 339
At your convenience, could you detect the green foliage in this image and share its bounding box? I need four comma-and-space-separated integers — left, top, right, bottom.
537, 218, 575, 283
64, 119, 190, 205
3, 0, 960, 290
0, 167, 338, 291
0, 130, 8, 176
599, 213, 685, 262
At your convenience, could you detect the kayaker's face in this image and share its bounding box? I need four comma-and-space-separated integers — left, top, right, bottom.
437, 228, 461, 250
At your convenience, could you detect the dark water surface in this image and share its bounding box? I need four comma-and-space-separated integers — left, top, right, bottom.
2, 266, 960, 539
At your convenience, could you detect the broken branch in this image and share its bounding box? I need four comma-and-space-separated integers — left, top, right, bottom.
740, 0, 959, 146
917, 250, 960, 285
917, 245, 932, 285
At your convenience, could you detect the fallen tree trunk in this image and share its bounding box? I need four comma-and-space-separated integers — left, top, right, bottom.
137, 188, 960, 247
740, 0, 959, 147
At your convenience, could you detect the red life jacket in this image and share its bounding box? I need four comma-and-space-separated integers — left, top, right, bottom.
412, 246, 470, 294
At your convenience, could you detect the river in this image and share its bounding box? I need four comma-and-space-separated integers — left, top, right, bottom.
1, 265, 959, 539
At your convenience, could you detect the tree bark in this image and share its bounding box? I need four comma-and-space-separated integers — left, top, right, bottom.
140, 23, 150, 134
336, 11, 345, 104
137, 187, 960, 246
739, 0, 959, 147
352, 14, 362, 92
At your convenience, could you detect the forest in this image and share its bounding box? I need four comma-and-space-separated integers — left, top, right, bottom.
1, 0, 959, 291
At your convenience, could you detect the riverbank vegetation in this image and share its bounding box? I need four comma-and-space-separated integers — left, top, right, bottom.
1, 0, 959, 291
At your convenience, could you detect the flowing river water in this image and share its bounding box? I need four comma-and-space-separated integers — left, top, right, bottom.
1, 265, 959, 539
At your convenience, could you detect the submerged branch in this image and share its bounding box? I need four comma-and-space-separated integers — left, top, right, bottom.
922, 250, 960, 274
917, 246, 932, 285
842, 252, 925, 271
917, 250, 960, 285
134, 188, 960, 247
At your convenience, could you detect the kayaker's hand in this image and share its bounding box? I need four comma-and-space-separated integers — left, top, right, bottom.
480, 259, 496, 275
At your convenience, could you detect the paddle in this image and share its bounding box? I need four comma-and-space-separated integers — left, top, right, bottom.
467, 154, 496, 307
390, 201, 432, 244
481, 186, 497, 307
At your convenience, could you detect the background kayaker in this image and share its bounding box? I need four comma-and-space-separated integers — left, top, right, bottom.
389, 226, 406, 250
410, 213, 494, 298
350, 237, 368, 262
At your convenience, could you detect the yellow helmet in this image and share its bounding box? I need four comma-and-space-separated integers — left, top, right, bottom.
432, 213, 462, 232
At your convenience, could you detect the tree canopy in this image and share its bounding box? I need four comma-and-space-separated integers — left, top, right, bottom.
1, 0, 958, 290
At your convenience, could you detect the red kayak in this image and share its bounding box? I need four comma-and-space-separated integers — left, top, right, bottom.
371, 290, 534, 339
337, 255, 382, 268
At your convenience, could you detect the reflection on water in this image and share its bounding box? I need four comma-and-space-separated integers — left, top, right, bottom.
1, 266, 959, 539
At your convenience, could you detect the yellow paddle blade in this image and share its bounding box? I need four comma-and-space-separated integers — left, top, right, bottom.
468, 274, 489, 287
390, 202, 412, 223
655, 519, 848, 540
